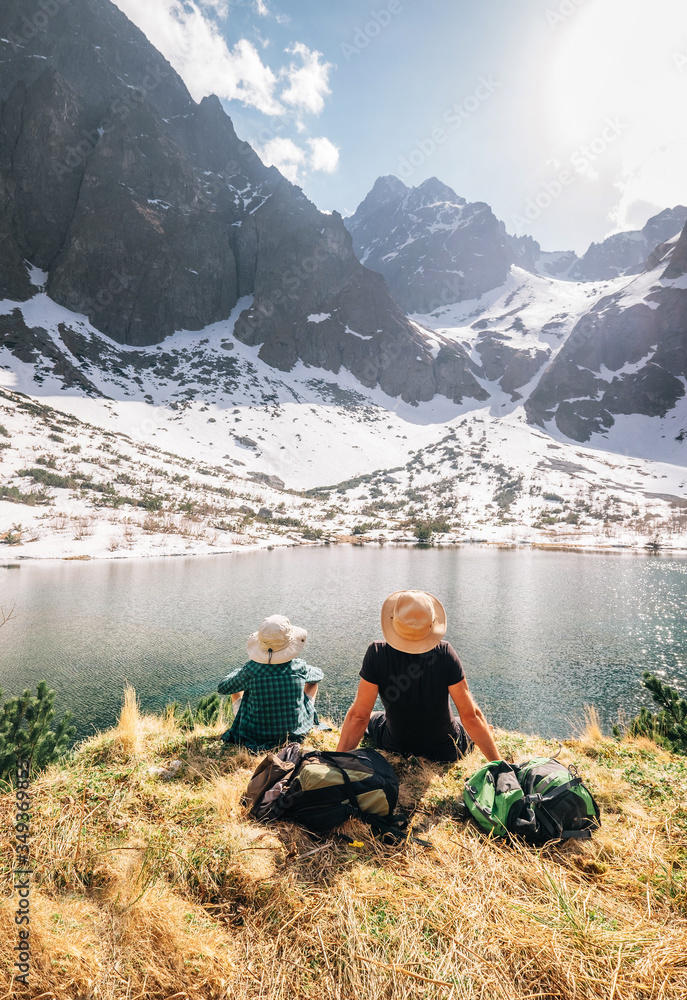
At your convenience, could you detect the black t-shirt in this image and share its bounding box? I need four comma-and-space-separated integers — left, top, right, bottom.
360, 641, 466, 755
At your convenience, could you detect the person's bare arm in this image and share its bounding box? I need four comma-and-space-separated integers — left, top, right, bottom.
336, 679, 379, 752
449, 679, 500, 761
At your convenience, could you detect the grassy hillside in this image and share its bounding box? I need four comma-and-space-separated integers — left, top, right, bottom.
1, 696, 686, 999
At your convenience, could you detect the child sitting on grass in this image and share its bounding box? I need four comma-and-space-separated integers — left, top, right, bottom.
218, 614, 324, 752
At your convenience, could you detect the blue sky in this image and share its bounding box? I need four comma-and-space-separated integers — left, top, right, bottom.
114, 0, 687, 253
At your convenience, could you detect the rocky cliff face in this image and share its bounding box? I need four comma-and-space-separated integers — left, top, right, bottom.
0, 0, 488, 405
569, 207, 687, 281
525, 224, 687, 441
345, 176, 512, 313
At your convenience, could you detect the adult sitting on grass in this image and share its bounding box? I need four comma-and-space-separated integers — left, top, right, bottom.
218, 614, 324, 752
337, 590, 500, 763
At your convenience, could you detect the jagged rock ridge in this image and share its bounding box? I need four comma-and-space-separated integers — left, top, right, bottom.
515, 207, 687, 282
0, 0, 488, 406
345, 176, 512, 313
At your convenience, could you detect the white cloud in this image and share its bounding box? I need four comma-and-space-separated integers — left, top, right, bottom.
611, 139, 687, 232
259, 137, 306, 182
259, 136, 340, 183
113, 1, 332, 122
202, 0, 230, 16
113, 0, 282, 113
113, 1, 339, 186
281, 42, 332, 115
225, 38, 282, 113
307, 137, 340, 174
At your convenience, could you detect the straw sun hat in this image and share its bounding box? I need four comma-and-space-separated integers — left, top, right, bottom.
247, 614, 307, 664
381, 590, 447, 654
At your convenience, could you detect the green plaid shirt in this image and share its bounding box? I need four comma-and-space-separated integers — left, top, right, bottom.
218, 658, 324, 751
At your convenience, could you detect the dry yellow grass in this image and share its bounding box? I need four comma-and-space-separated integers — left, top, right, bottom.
1, 694, 686, 999
115, 684, 141, 760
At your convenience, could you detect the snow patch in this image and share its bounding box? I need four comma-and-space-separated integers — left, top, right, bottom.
345, 326, 373, 340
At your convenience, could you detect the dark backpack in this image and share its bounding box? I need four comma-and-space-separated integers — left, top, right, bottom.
463, 756, 601, 845
243, 743, 406, 839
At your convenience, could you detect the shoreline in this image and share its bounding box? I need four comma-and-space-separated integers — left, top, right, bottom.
3, 534, 687, 564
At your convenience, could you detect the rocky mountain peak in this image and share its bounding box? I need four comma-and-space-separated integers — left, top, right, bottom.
0, 0, 494, 406
409, 176, 465, 208
362, 173, 408, 205
642, 206, 687, 249
346, 175, 511, 313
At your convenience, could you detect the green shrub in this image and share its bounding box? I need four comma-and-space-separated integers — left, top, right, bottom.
494, 476, 523, 511
614, 673, 687, 755
412, 519, 450, 542
0, 681, 76, 789
352, 522, 378, 535
0, 484, 52, 506
301, 526, 323, 540
18, 467, 76, 489
138, 493, 164, 511
0, 424, 9, 438
166, 693, 227, 731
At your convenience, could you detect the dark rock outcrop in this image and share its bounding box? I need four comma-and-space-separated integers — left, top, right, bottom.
346, 176, 512, 313
525, 223, 687, 440
0, 0, 487, 405
0, 308, 103, 394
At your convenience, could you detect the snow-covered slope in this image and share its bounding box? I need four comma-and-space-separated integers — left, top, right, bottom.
410, 266, 627, 406
1, 264, 687, 559
526, 226, 687, 449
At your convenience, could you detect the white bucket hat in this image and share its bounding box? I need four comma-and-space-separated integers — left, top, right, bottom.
381, 590, 447, 654
247, 614, 307, 664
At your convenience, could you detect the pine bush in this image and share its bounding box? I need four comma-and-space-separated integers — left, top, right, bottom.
0, 680, 76, 788
614, 672, 687, 755
167, 692, 227, 731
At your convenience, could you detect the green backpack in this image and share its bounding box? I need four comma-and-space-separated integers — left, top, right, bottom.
463, 757, 601, 845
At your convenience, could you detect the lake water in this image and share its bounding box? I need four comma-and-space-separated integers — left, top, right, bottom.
1, 546, 686, 743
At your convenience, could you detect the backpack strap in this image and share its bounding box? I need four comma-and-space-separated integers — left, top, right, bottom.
314, 751, 416, 844
313, 751, 364, 816
523, 775, 581, 806
527, 776, 595, 841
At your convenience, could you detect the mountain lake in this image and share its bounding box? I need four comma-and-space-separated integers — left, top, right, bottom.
1, 545, 686, 744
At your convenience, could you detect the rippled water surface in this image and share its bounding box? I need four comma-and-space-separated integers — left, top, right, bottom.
1, 546, 686, 741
